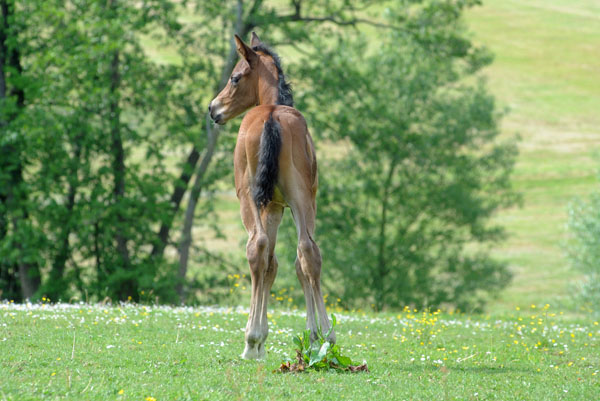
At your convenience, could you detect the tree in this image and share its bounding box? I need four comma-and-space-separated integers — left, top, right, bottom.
567, 173, 600, 314
285, 0, 519, 311
1, 0, 197, 301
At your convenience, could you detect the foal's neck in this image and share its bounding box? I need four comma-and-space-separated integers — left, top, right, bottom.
251, 45, 293, 108
256, 65, 279, 106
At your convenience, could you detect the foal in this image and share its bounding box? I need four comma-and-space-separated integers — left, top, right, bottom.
209, 32, 334, 359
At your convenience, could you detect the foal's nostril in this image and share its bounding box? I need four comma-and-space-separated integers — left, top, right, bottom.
208, 104, 212, 113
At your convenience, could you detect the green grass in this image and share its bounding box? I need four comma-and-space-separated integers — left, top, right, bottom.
1, 302, 598, 400
466, 0, 600, 129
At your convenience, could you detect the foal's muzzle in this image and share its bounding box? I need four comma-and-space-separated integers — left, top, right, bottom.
208, 100, 225, 125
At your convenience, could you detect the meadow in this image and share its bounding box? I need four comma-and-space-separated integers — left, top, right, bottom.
1, 301, 598, 400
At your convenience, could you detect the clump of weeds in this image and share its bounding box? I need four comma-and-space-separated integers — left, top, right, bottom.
275, 314, 368, 373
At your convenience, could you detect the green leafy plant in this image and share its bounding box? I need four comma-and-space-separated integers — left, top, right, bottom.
275, 314, 368, 373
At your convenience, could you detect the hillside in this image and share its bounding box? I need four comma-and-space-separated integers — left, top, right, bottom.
465, 0, 600, 308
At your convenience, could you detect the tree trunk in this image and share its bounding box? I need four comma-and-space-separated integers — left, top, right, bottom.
175, 0, 245, 303
150, 148, 200, 258
47, 134, 83, 299
109, 49, 129, 265
17, 262, 38, 299
1, 0, 10, 244
51, 167, 77, 284
374, 157, 398, 311
177, 117, 220, 302
109, 47, 134, 299
151, 0, 247, 261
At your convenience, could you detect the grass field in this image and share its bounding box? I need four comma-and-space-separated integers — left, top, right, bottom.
1, 302, 598, 400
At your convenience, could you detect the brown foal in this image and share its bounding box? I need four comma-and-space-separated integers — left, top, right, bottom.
209, 32, 334, 359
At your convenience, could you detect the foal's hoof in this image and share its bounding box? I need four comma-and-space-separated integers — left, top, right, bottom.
241, 342, 266, 360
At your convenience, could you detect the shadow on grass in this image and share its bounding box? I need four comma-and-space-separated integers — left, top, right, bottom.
392, 363, 541, 375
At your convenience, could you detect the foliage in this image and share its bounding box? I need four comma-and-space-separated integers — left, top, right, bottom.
567, 175, 600, 314
276, 314, 368, 373
0, 0, 229, 302
279, 0, 519, 311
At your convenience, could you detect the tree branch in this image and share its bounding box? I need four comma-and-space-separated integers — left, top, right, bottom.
278, 1, 399, 30
282, 14, 396, 29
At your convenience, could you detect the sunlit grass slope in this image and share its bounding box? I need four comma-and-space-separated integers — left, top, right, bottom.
1, 302, 598, 400
465, 0, 600, 309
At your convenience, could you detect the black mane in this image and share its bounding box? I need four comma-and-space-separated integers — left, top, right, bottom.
251, 44, 294, 107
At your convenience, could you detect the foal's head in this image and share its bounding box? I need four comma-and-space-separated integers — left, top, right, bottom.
209, 32, 292, 124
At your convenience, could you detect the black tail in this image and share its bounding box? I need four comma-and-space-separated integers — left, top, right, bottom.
253, 113, 282, 208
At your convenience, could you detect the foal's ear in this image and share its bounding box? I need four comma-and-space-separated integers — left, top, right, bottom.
234, 34, 257, 67
250, 31, 263, 48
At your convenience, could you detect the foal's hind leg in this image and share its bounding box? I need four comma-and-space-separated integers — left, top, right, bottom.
256, 202, 284, 356
289, 194, 335, 344
239, 194, 283, 359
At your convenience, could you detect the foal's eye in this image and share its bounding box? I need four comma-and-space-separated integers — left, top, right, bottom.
231, 75, 241, 85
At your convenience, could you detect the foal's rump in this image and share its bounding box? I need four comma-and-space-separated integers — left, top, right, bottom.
238, 105, 316, 209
